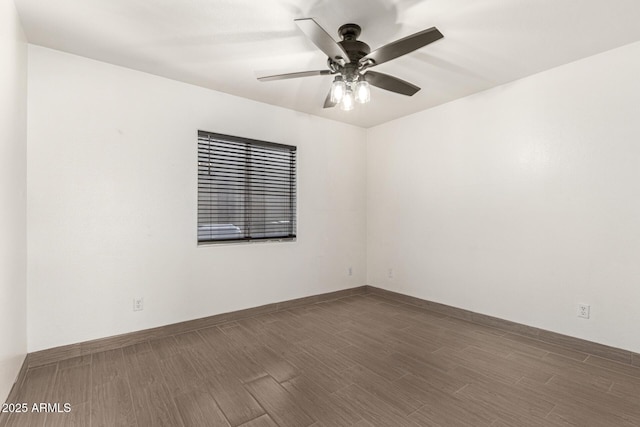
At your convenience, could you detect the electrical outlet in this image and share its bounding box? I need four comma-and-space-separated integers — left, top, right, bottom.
348, 266, 353, 276
388, 268, 393, 279
578, 303, 590, 319
133, 297, 144, 312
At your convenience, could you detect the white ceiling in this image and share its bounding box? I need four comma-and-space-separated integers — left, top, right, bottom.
14, 0, 640, 128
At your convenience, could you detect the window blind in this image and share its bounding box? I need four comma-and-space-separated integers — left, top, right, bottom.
197, 131, 297, 243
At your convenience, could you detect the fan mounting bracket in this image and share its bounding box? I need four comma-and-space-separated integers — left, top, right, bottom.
338, 23, 361, 41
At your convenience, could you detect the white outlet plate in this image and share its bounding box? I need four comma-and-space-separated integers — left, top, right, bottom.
133, 297, 144, 312
578, 303, 590, 319
348, 267, 353, 276
388, 268, 393, 279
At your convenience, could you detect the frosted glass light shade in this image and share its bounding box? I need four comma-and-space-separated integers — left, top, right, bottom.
341, 89, 354, 111
330, 77, 346, 103
354, 79, 370, 103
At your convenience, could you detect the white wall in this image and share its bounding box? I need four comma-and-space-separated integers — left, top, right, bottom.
27, 45, 366, 352
0, 0, 28, 402
25, 34, 640, 356
367, 41, 640, 353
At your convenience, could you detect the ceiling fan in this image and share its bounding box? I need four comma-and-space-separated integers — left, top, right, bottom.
257, 18, 444, 111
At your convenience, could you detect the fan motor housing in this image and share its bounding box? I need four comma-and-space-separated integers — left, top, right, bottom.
337, 23, 370, 62
339, 40, 371, 62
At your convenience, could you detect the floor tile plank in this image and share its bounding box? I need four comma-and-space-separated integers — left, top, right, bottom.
91, 376, 136, 427
281, 376, 361, 427
237, 414, 278, 427
334, 384, 419, 427
205, 371, 265, 426
244, 375, 315, 427
44, 402, 90, 427
342, 364, 423, 415
174, 389, 230, 427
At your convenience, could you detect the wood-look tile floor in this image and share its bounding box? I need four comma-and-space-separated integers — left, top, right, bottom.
4, 294, 640, 426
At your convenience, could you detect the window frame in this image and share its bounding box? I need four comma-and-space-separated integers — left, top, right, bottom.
197, 130, 297, 245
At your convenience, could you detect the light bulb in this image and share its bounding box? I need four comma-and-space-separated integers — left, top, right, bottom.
340, 89, 354, 111
354, 79, 370, 103
330, 76, 346, 103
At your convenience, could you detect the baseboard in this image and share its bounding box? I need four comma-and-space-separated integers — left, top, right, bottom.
21, 284, 640, 372
27, 286, 367, 368
366, 285, 640, 368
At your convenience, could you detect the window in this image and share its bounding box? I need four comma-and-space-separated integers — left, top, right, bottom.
197, 131, 297, 243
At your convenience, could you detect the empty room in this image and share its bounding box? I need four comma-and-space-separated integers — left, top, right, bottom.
2, 0, 640, 425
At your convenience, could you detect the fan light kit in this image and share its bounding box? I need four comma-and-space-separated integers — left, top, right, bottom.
330, 75, 371, 110
258, 19, 444, 111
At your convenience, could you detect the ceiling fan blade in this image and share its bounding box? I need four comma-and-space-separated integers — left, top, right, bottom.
361, 27, 443, 67
364, 71, 420, 96
295, 18, 351, 62
258, 70, 332, 82
323, 90, 337, 108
